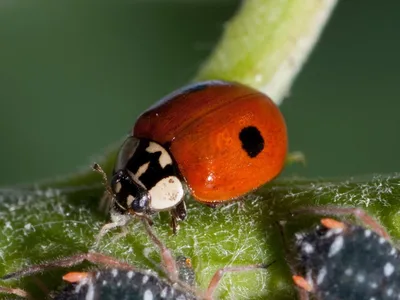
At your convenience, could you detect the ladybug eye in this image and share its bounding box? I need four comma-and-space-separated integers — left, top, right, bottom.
128, 193, 150, 213
111, 170, 150, 213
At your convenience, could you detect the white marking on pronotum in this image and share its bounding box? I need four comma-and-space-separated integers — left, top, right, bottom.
135, 162, 150, 179
126, 169, 146, 190
317, 266, 327, 285
370, 282, 378, 289
387, 288, 394, 296
146, 142, 172, 168
364, 229, 372, 237
390, 247, 396, 255
379, 237, 386, 244
144, 289, 153, 300
384, 262, 395, 277
328, 235, 344, 257
149, 176, 184, 211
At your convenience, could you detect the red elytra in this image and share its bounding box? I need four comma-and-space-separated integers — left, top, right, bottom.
133, 80, 287, 203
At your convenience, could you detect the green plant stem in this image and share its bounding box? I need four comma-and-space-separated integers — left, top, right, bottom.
196, 0, 338, 105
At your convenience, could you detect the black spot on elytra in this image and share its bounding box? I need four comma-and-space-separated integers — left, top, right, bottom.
239, 126, 264, 158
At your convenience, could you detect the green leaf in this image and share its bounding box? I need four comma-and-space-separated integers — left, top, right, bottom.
0, 0, 356, 299
2, 174, 400, 299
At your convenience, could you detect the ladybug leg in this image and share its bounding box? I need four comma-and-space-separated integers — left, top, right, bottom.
203, 261, 274, 300
170, 217, 179, 235
173, 201, 187, 221
170, 201, 187, 234
293, 206, 389, 239
0, 286, 30, 299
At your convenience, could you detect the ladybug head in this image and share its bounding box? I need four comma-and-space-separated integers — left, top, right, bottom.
110, 169, 151, 215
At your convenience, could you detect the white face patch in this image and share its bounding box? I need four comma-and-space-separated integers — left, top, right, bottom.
148, 176, 184, 211
126, 195, 134, 207
146, 142, 172, 168
114, 182, 122, 194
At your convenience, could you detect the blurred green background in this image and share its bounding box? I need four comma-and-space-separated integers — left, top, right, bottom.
0, 0, 399, 186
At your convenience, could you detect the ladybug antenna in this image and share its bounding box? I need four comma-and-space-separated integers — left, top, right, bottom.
92, 163, 114, 198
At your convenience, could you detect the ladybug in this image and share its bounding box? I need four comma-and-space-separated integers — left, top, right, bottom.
109, 80, 287, 230
288, 207, 400, 300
